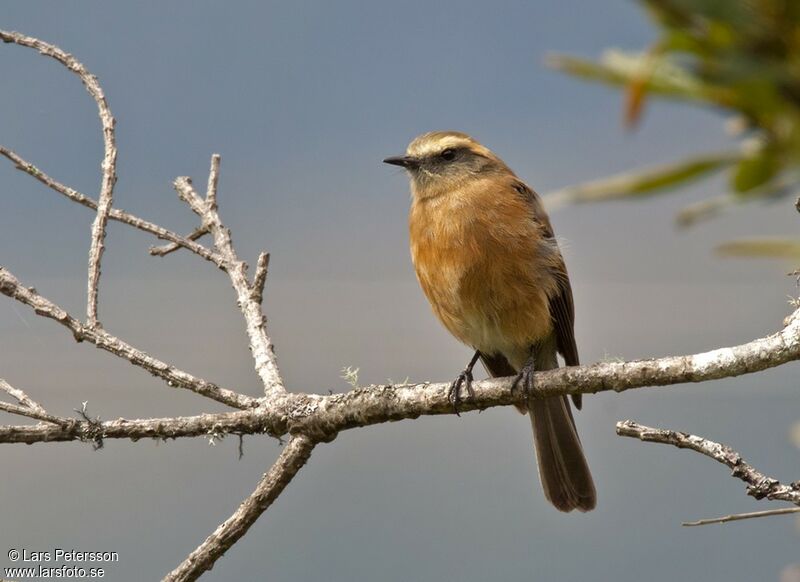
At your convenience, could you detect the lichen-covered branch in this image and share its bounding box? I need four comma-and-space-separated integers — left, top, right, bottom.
0, 409, 280, 445
164, 435, 316, 582
617, 420, 800, 507
2, 301, 799, 445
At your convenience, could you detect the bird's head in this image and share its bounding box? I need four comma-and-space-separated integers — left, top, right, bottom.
383, 131, 507, 199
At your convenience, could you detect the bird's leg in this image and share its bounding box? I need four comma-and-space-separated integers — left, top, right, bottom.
448, 351, 480, 416
511, 347, 537, 400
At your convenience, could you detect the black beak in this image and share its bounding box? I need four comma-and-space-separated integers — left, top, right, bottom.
382, 155, 419, 169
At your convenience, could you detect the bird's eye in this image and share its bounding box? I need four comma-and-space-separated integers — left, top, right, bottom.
440, 148, 456, 161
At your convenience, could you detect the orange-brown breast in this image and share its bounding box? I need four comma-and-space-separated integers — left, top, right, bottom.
409, 175, 561, 362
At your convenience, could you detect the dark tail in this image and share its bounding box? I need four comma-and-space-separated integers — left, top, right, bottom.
481, 349, 596, 513
530, 395, 596, 512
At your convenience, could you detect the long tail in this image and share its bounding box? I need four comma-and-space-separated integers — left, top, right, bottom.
481, 350, 596, 512
530, 395, 596, 512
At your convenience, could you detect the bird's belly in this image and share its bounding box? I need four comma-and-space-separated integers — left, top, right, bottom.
413, 244, 554, 355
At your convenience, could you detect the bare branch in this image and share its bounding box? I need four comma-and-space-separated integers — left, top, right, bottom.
287, 304, 800, 437
0, 147, 221, 266
0, 266, 257, 410
617, 420, 800, 505
251, 252, 270, 304
0, 408, 283, 445
0, 29, 120, 327
4, 289, 799, 445
164, 435, 316, 582
149, 226, 209, 257
0, 379, 75, 426
0, 401, 73, 427
173, 159, 285, 398
0, 378, 47, 415
206, 153, 220, 211
174, 177, 207, 216
682, 507, 800, 527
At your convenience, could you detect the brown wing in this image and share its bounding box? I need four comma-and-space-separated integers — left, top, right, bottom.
513, 180, 582, 410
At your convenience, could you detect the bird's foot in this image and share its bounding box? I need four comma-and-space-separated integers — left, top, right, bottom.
448, 367, 475, 416
511, 357, 536, 401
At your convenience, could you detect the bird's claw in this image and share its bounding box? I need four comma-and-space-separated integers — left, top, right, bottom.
511, 359, 535, 400
448, 368, 475, 416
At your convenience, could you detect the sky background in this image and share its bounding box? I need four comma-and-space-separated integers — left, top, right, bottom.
1, 1, 799, 581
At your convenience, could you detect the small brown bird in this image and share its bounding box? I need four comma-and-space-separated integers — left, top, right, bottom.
384, 131, 596, 512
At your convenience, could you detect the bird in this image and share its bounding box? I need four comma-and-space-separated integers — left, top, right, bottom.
383, 131, 596, 512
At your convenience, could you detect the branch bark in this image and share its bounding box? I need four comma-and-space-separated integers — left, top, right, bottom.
2, 303, 799, 445
617, 420, 800, 506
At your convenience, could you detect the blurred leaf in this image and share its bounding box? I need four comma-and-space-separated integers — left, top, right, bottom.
551, 0, 800, 227
547, 50, 729, 105
716, 237, 800, 259
544, 152, 738, 209
732, 148, 781, 192
624, 42, 667, 129
643, 0, 754, 30
676, 194, 735, 227
677, 177, 796, 227
624, 75, 650, 129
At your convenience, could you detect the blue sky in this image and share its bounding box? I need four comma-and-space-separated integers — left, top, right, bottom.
1, 2, 798, 581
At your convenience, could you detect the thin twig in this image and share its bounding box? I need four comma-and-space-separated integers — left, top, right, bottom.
150, 226, 209, 257
617, 420, 800, 505
164, 435, 316, 582
682, 507, 800, 527
0, 147, 221, 266
0, 378, 72, 426
0, 30, 119, 327
206, 154, 220, 211
173, 160, 285, 398
0, 401, 73, 427
0, 378, 47, 415
251, 252, 270, 304
174, 177, 207, 216
0, 266, 257, 410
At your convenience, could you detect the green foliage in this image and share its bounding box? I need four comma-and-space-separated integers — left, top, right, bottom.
544, 151, 738, 209
546, 0, 800, 261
